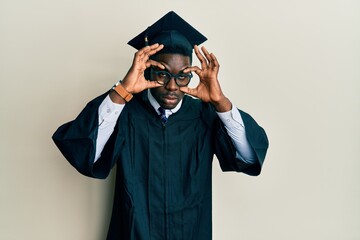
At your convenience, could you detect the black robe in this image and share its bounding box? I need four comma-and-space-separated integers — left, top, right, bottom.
52, 91, 268, 240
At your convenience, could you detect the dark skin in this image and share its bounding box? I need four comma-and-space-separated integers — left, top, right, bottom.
149, 53, 189, 109
110, 43, 231, 112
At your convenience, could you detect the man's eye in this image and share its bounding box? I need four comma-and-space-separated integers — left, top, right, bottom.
177, 74, 190, 81
177, 75, 186, 80
156, 72, 166, 78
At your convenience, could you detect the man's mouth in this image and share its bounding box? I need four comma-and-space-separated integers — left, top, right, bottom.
162, 94, 178, 105
164, 95, 177, 100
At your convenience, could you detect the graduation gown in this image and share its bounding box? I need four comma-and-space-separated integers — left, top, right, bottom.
52, 91, 268, 240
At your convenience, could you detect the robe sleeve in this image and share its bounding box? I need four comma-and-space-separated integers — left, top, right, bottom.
52, 92, 121, 179
214, 109, 269, 176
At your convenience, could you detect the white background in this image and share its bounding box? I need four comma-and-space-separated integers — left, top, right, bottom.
1, 0, 359, 239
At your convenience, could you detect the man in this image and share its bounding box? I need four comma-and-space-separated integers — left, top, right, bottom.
53, 11, 268, 240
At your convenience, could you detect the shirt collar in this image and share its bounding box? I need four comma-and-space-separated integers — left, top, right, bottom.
147, 89, 182, 117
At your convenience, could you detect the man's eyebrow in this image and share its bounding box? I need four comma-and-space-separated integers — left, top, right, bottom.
160, 66, 190, 73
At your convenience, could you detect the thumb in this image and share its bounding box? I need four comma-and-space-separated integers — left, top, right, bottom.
146, 80, 162, 89
180, 86, 197, 97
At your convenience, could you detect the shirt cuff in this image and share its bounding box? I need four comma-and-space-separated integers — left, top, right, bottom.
98, 94, 125, 128
216, 105, 245, 130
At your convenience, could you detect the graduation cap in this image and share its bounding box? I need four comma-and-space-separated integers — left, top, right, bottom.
128, 11, 207, 57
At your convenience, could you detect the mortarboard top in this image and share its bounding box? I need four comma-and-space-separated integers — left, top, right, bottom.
127, 11, 207, 57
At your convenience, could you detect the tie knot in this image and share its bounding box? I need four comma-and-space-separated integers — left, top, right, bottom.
158, 107, 165, 115
158, 107, 168, 124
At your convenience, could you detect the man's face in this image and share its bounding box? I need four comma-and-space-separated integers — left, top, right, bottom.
150, 53, 191, 109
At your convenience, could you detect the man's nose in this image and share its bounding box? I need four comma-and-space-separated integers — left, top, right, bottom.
165, 77, 178, 91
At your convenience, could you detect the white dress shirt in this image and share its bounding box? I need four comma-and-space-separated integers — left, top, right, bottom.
95, 91, 256, 164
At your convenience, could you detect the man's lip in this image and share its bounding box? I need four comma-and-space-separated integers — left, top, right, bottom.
163, 95, 177, 100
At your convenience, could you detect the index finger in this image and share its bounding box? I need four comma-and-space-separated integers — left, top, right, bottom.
147, 43, 164, 56
146, 59, 165, 69
137, 43, 164, 57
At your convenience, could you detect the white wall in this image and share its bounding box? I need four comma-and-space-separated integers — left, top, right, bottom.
1, 0, 359, 239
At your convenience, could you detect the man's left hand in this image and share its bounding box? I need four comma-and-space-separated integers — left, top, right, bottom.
180, 45, 232, 112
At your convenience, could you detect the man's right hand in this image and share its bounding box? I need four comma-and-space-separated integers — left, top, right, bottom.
110, 43, 164, 104
123, 43, 165, 93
